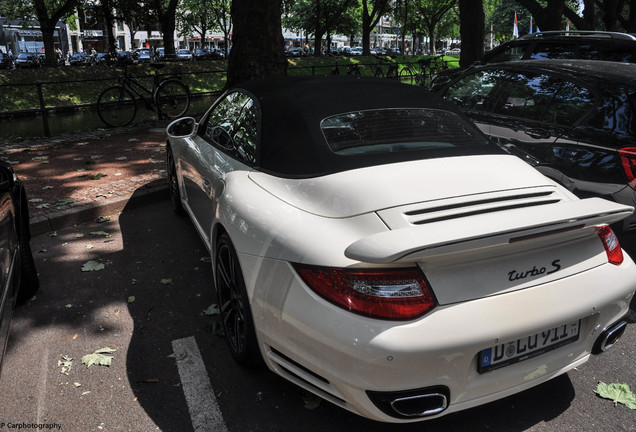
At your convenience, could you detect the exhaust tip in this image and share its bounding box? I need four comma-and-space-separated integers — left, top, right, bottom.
593, 320, 627, 354
367, 386, 450, 419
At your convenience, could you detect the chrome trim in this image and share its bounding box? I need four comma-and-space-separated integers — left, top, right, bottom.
390, 392, 448, 417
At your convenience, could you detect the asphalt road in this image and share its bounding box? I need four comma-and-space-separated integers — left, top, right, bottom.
0, 197, 634, 432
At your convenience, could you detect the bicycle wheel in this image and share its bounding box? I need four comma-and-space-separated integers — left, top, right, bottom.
399, 68, 414, 85
155, 79, 190, 118
97, 85, 137, 127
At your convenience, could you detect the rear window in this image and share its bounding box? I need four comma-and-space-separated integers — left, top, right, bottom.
321, 109, 488, 155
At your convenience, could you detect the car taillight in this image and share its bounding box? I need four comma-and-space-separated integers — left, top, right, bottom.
597, 225, 623, 265
619, 147, 636, 189
293, 264, 436, 320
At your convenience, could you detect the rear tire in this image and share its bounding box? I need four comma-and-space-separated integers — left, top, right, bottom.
215, 233, 261, 366
97, 85, 137, 127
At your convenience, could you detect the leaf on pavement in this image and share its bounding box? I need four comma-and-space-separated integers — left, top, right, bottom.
127, 296, 135, 303
81, 260, 105, 272
203, 304, 219, 316
58, 355, 73, 375
303, 393, 322, 410
81, 347, 117, 368
160, 278, 173, 285
167, 351, 188, 361
97, 216, 110, 223
36, 203, 50, 209
56, 199, 77, 207
595, 382, 636, 409
90, 231, 112, 238
92, 173, 107, 180
29, 198, 43, 203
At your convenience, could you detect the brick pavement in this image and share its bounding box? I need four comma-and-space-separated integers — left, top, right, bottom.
1, 120, 171, 236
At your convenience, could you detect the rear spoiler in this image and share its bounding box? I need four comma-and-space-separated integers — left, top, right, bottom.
345, 198, 633, 264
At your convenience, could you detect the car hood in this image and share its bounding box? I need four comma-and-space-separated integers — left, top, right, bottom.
248, 154, 561, 218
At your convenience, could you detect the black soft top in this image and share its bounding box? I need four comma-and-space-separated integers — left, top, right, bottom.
230, 76, 501, 178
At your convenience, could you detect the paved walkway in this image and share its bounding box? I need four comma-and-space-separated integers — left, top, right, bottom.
1, 120, 171, 236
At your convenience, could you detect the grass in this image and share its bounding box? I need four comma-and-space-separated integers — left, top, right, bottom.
0, 55, 459, 113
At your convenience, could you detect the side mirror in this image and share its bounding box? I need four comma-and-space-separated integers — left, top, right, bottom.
167, 117, 197, 138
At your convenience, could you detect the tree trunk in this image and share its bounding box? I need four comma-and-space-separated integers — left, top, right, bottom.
226, 0, 287, 88
458, 0, 484, 67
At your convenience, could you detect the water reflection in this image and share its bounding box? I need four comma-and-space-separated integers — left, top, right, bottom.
1, 94, 217, 140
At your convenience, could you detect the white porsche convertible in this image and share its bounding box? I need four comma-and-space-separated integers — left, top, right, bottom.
166, 76, 636, 423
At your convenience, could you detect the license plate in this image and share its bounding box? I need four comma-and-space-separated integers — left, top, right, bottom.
478, 321, 580, 373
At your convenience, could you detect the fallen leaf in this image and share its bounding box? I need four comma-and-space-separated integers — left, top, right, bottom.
81, 347, 117, 368
90, 231, 112, 238
29, 198, 44, 203
168, 352, 188, 361
86, 244, 94, 250
92, 173, 108, 180
56, 199, 77, 207
73, 382, 82, 388
81, 260, 105, 272
72, 334, 79, 340
127, 296, 135, 303
36, 203, 50, 209
595, 382, 636, 409
203, 304, 220, 316
303, 393, 322, 410
75, 233, 84, 238
160, 278, 173, 285
97, 216, 111, 223
58, 355, 73, 375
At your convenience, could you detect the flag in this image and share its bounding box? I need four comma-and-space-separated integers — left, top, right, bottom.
529, 16, 533, 34
566, 19, 570, 35
513, 12, 519, 38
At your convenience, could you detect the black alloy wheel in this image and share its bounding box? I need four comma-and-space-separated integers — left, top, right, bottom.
215, 233, 261, 366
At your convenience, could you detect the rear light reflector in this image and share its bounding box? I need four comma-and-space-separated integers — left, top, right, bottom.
293, 264, 436, 320
619, 147, 636, 189
597, 225, 623, 265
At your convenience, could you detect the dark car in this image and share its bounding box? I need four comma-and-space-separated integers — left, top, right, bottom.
193, 48, 211, 60
14, 53, 41, 68
439, 59, 636, 232
69, 52, 92, 66
0, 53, 12, 69
0, 162, 39, 374
209, 48, 225, 59
430, 31, 636, 91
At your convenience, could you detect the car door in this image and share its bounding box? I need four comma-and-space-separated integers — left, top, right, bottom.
179, 91, 259, 245
0, 167, 18, 367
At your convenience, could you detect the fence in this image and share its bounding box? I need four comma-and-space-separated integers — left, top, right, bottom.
0, 57, 452, 137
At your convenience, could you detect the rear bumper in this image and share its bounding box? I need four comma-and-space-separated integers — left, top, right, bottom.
243, 253, 636, 423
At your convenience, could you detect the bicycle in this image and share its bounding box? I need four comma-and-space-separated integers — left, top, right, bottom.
97, 63, 190, 127
331, 60, 362, 76
421, 55, 449, 82
373, 59, 399, 80
397, 61, 426, 85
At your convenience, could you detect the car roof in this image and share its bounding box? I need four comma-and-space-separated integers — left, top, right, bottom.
228, 76, 500, 177
470, 59, 636, 87
518, 30, 636, 41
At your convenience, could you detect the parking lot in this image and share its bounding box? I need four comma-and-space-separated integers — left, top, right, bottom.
0, 198, 634, 432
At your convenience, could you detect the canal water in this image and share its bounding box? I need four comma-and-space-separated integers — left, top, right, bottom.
0, 94, 218, 141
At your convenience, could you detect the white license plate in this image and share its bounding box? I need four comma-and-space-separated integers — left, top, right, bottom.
478, 321, 580, 373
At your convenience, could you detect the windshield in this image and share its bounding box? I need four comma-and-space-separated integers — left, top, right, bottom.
321, 108, 488, 155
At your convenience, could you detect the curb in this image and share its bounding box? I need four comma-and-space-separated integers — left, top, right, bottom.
30, 180, 169, 237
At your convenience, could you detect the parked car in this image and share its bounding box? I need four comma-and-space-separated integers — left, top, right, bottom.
439, 59, 636, 232
177, 49, 193, 61
14, 52, 41, 68
0, 53, 13, 69
156, 47, 165, 60
209, 48, 225, 59
166, 75, 635, 423
136, 49, 153, 63
0, 162, 39, 375
69, 52, 92, 66
430, 31, 636, 91
193, 48, 211, 60
286, 47, 305, 57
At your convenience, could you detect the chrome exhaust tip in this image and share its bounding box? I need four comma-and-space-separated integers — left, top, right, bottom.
367, 386, 450, 419
593, 320, 627, 354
